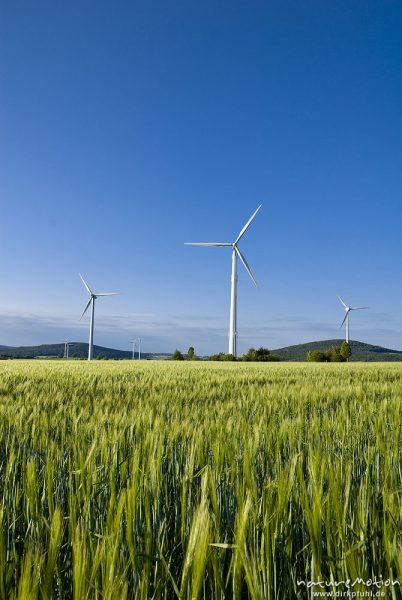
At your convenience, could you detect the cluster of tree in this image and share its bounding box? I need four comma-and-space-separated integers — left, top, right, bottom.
239, 347, 280, 362
210, 352, 236, 361
172, 347, 197, 361
210, 347, 280, 362
307, 342, 352, 362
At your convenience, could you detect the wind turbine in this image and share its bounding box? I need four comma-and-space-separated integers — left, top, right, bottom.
185, 205, 262, 358
338, 295, 368, 343
79, 273, 119, 361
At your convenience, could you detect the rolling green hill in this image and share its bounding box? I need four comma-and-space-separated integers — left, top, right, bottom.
0, 343, 169, 360
272, 339, 402, 362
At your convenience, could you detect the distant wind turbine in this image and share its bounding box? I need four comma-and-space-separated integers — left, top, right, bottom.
130, 338, 142, 360
185, 205, 262, 358
79, 273, 119, 361
338, 295, 368, 343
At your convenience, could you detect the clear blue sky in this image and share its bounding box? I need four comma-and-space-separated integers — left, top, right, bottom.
1, 0, 402, 354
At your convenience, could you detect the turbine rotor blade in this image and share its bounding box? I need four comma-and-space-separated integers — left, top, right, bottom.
340, 311, 349, 328
184, 242, 231, 246
337, 295, 348, 309
80, 297, 92, 320
95, 292, 120, 296
235, 204, 262, 244
79, 273, 93, 295
235, 247, 258, 287
351, 306, 369, 311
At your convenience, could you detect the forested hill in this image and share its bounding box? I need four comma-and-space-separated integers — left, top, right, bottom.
272, 339, 402, 362
0, 343, 169, 360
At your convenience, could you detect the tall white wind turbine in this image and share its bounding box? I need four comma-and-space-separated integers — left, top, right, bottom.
338, 295, 368, 343
185, 205, 262, 358
79, 274, 119, 361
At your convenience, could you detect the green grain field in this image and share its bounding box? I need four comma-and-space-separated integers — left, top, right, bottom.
0, 361, 401, 599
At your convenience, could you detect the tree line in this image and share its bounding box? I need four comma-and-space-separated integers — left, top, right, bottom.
172, 342, 353, 362
307, 341, 352, 362
172, 347, 280, 362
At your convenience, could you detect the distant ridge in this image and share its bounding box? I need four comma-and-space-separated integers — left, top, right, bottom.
272, 339, 402, 362
0, 343, 170, 360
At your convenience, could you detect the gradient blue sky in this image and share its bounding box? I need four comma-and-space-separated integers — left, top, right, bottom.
1, 0, 402, 354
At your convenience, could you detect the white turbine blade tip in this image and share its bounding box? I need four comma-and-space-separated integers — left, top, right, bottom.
96, 292, 120, 296
235, 247, 258, 287
235, 204, 262, 244
337, 295, 348, 309
184, 242, 231, 246
80, 297, 92, 320
79, 273, 93, 295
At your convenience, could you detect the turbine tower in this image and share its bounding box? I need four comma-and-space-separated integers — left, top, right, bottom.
186, 205, 262, 358
338, 295, 368, 343
79, 273, 119, 361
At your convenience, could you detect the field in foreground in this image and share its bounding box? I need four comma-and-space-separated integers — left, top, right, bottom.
0, 361, 401, 599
